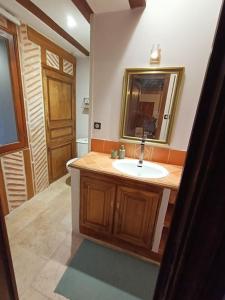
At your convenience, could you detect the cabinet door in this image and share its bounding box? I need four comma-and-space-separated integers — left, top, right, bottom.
80, 176, 116, 235
114, 186, 161, 249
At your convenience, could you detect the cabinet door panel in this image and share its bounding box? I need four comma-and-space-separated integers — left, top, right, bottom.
48, 142, 73, 181
114, 186, 161, 249
80, 176, 116, 235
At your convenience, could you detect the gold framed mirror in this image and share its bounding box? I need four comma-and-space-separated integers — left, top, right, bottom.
120, 67, 184, 144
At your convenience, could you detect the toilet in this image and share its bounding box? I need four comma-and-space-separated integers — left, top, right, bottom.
66, 137, 89, 173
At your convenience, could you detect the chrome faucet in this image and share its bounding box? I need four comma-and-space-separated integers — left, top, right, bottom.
137, 135, 146, 167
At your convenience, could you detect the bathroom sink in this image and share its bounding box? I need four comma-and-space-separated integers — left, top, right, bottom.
112, 159, 169, 179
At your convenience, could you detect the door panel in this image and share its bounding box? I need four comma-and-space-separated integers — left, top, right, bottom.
43, 68, 75, 182
114, 186, 161, 249
80, 176, 116, 235
49, 142, 73, 181
50, 127, 72, 140
48, 78, 72, 121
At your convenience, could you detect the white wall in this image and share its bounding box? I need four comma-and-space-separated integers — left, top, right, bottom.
90, 0, 222, 150
76, 57, 90, 139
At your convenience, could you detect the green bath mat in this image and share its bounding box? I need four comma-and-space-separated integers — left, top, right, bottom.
55, 240, 159, 300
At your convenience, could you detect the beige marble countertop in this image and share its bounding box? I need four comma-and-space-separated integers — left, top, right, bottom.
70, 152, 183, 190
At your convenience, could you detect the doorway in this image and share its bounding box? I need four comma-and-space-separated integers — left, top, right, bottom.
42, 68, 76, 182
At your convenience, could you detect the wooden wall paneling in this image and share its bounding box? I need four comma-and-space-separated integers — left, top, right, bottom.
18, 25, 49, 193
23, 149, 34, 199
0, 151, 28, 211
16, 0, 89, 56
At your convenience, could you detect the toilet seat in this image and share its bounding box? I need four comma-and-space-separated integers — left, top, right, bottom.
66, 158, 78, 173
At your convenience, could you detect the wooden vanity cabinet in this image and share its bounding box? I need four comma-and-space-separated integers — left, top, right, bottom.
80, 171, 163, 260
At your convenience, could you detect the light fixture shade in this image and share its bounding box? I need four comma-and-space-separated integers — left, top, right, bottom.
150, 44, 161, 64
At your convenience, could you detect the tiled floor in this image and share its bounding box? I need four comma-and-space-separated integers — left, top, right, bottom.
5, 175, 83, 300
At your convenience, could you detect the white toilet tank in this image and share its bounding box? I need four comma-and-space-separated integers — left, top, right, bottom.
76, 137, 88, 158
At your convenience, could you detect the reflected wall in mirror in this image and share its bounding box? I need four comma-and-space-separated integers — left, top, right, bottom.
120, 67, 184, 144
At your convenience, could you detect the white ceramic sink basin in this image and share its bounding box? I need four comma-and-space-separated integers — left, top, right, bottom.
112, 159, 169, 179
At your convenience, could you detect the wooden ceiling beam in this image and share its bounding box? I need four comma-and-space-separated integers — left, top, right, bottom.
129, 0, 146, 9
16, 0, 89, 56
71, 0, 93, 23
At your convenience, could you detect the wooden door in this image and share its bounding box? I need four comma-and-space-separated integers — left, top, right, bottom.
80, 175, 116, 235
43, 68, 75, 182
114, 186, 161, 249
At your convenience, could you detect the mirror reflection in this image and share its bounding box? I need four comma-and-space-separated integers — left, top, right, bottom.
121, 68, 184, 144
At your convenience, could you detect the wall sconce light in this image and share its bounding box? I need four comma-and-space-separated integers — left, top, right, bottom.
150, 44, 161, 64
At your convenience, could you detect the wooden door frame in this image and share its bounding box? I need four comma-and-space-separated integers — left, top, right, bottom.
0, 24, 28, 155
0, 3, 224, 299
154, 2, 225, 299
154, 74, 170, 139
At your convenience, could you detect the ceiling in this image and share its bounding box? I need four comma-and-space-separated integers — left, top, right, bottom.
0, 0, 141, 57
0, 0, 90, 57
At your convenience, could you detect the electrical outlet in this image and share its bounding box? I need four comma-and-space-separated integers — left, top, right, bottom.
94, 122, 101, 129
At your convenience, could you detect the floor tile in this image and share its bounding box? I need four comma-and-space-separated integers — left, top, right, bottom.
10, 243, 47, 296
32, 259, 68, 300
20, 287, 51, 300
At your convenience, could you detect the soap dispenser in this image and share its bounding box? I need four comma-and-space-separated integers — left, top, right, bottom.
118, 145, 125, 159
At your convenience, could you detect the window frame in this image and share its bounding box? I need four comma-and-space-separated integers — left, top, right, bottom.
0, 25, 27, 155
